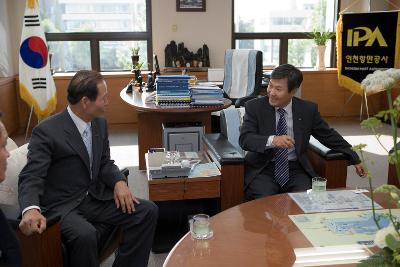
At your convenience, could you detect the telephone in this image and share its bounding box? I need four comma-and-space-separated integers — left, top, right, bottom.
146, 151, 200, 178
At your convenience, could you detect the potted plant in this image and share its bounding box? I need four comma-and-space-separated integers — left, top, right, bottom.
131, 47, 140, 67
308, 30, 336, 70
353, 69, 400, 266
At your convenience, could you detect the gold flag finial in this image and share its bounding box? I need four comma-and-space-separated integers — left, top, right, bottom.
27, 0, 37, 9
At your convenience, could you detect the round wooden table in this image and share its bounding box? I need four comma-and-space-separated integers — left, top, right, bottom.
120, 87, 231, 169
163, 192, 392, 267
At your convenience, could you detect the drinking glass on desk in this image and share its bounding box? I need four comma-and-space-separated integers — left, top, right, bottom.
189, 214, 213, 240
311, 177, 327, 202
312, 177, 327, 192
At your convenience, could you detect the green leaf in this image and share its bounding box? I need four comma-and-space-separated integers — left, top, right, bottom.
307, 30, 336, 45
361, 117, 382, 131
352, 144, 367, 152
389, 153, 400, 165
358, 247, 400, 266
374, 185, 400, 195
357, 253, 387, 266
386, 234, 400, 251
394, 96, 400, 110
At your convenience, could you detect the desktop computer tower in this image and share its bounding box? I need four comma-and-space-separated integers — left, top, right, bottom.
162, 122, 204, 152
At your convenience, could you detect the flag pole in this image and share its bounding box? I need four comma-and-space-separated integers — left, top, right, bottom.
25, 104, 34, 141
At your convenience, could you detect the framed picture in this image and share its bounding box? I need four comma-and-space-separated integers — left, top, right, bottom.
176, 0, 206, 12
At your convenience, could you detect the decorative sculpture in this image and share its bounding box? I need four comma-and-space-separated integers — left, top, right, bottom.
164, 41, 210, 68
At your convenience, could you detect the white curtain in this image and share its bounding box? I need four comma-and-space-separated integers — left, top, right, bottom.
0, 0, 14, 77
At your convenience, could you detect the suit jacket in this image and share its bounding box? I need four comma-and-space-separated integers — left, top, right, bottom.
18, 109, 125, 217
239, 96, 360, 188
0, 209, 21, 266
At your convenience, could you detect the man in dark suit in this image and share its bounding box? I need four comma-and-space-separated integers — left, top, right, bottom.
0, 115, 21, 266
18, 71, 158, 267
239, 64, 366, 200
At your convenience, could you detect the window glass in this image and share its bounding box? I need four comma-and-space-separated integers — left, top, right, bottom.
100, 41, 148, 71
39, 0, 146, 33
40, 0, 151, 72
236, 39, 280, 67
234, 0, 335, 33
48, 41, 91, 72
287, 39, 332, 68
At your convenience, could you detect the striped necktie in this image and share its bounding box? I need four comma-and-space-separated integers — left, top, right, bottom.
274, 108, 289, 187
82, 124, 93, 174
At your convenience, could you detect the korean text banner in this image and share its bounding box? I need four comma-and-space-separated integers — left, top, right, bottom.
337, 11, 400, 95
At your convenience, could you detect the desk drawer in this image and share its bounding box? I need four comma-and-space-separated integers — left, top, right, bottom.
184, 179, 220, 199
149, 182, 184, 201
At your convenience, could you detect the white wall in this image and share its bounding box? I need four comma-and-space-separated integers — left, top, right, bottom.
152, 0, 231, 68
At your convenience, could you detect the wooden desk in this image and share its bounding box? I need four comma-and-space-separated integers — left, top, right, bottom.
120, 88, 231, 169
163, 192, 392, 267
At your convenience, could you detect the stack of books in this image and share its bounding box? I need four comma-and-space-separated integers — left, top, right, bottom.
190, 82, 224, 106
155, 75, 191, 107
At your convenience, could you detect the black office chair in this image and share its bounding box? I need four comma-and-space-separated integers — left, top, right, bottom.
2, 168, 129, 267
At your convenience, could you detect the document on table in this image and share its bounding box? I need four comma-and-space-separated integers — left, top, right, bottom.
288, 190, 382, 213
289, 209, 400, 247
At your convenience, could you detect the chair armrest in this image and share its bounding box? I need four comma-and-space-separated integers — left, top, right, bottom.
203, 134, 244, 165
307, 137, 348, 189
2, 204, 61, 230
120, 167, 129, 178
203, 133, 245, 210
308, 137, 347, 161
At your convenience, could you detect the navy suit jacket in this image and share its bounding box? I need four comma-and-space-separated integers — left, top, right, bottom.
18, 109, 125, 217
239, 96, 360, 188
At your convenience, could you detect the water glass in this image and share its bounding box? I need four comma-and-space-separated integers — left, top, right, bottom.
311, 177, 327, 202
312, 177, 327, 192
189, 214, 213, 240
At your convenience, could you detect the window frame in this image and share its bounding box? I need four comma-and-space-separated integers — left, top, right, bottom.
231, 0, 340, 68
45, 0, 153, 72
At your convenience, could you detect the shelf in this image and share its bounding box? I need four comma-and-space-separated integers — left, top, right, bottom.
163, 67, 208, 72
